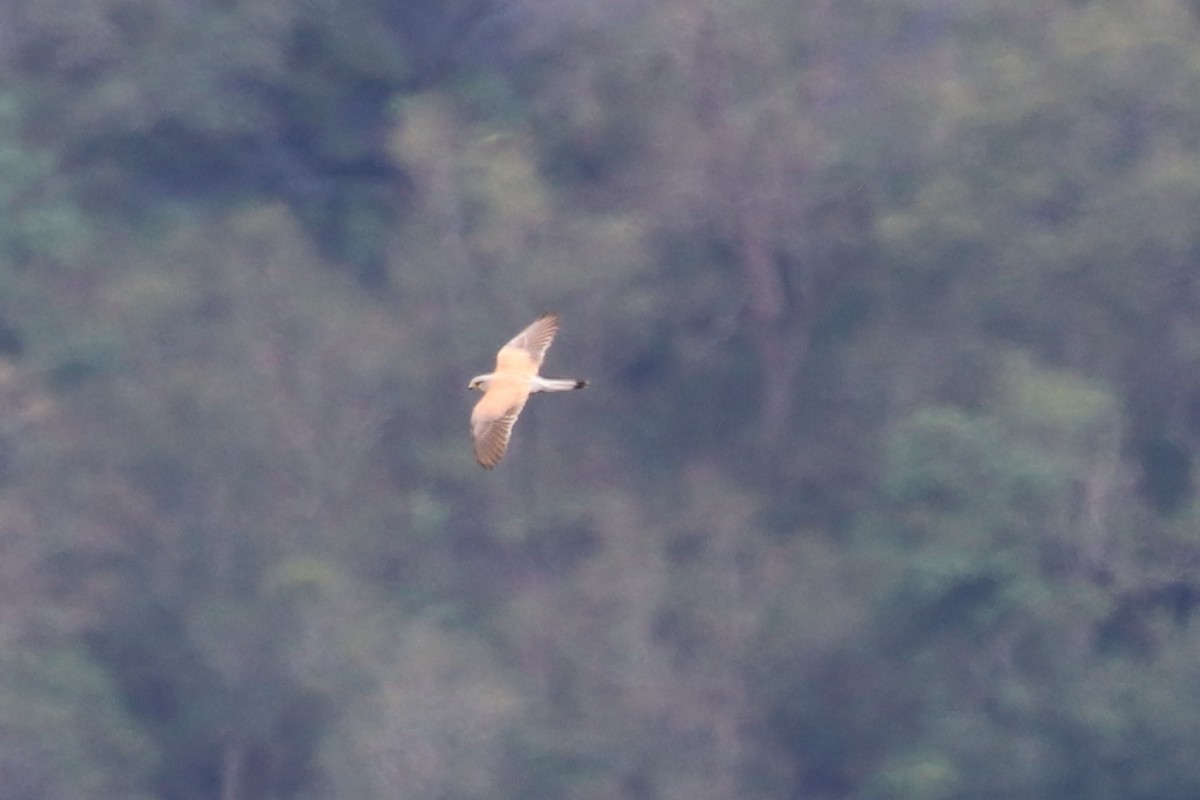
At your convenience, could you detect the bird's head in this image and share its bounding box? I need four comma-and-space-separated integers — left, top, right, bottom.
467, 375, 491, 391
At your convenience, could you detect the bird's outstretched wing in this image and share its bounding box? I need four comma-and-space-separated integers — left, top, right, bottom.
471, 409, 521, 469
497, 312, 560, 371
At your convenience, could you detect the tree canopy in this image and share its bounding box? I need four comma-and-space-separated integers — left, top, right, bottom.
3, 0, 1200, 798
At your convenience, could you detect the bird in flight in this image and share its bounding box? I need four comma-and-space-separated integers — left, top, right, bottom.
468, 312, 587, 469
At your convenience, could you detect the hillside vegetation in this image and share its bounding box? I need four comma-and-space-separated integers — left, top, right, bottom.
2, 1, 1200, 798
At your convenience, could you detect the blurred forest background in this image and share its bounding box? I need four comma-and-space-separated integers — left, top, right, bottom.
3, 0, 1200, 798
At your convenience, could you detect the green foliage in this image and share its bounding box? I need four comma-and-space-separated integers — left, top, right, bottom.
9, 0, 1200, 799
0, 91, 92, 293
0, 646, 155, 800
767, 357, 1150, 798
315, 614, 524, 800
874, 356, 1120, 614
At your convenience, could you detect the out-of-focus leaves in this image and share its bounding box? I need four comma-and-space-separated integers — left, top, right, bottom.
7, 0, 1200, 799
0, 647, 155, 800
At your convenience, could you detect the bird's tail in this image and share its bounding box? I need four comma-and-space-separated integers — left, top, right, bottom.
533, 377, 588, 393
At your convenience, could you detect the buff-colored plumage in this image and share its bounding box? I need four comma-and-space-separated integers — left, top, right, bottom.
468, 312, 586, 468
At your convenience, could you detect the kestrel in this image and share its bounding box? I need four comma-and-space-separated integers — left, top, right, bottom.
467, 312, 587, 468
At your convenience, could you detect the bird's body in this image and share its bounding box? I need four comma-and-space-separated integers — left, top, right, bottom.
468, 312, 586, 468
